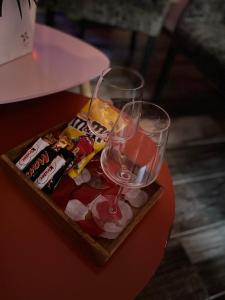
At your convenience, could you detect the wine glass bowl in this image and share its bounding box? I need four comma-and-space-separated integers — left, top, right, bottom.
87, 66, 144, 140
90, 101, 170, 238
101, 101, 170, 189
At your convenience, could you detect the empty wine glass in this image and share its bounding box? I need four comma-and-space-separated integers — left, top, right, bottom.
86, 66, 144, 140
91, 101, 170, 237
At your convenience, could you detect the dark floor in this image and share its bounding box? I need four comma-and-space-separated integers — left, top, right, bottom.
37, 12, 225, 300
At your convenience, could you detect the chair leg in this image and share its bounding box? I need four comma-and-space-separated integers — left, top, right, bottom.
79, 81, 92, 97
78, 19, 87, 39
153, 43, 177, 103
124, 31, 138, 67
45, 8, 55, 26
140, 36, 157, 78
130, 31, 137, 56
68, 82, 92, 97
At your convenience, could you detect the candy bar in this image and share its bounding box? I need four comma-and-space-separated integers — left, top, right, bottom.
23, 146, 58, 181
16, 137, 49, 170
15, 132, 60, 172
23, 135, 71, 181
42, 149, 75, 193
34, 155, 66, 189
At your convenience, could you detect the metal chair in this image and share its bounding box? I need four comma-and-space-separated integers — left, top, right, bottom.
154, 0, 225, 101
38, 0, 171, 78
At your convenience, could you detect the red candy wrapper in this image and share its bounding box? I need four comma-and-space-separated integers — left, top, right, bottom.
61, 113, 105, 178
69, 135, 94, 165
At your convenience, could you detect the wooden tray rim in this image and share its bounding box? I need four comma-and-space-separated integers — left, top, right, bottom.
0, 123, 164, 264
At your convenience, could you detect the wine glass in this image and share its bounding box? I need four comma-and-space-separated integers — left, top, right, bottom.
91, 101, 171, 237
86, 66, 144, 140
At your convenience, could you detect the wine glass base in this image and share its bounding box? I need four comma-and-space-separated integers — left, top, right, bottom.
90, 194, 133, 239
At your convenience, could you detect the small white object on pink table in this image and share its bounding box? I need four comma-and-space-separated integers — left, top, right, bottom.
0, 23, 109, 104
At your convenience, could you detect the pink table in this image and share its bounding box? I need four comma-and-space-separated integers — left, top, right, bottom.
0, 24, 109, 104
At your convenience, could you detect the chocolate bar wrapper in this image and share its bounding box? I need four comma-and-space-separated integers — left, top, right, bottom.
15, 132, 59, 171
22, 134, 71, 181
35, 149, 74, 190
23, 146, 58, 181
42, 149, 75, 193
16, 137, 49, 171
34, 155, 66, 189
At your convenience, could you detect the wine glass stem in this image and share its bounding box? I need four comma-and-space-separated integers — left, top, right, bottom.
110, 185, 123, 214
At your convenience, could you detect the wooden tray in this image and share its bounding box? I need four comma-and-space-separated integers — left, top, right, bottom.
0, 123, 164, 265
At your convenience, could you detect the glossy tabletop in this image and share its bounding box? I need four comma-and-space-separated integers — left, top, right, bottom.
0, 92, 175, 300
0, 24, 109, 104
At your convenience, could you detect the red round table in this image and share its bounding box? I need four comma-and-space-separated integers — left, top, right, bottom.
0, 92, 175, 300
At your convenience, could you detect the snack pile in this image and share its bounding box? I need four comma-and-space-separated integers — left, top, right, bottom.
15, 100, 148, 239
